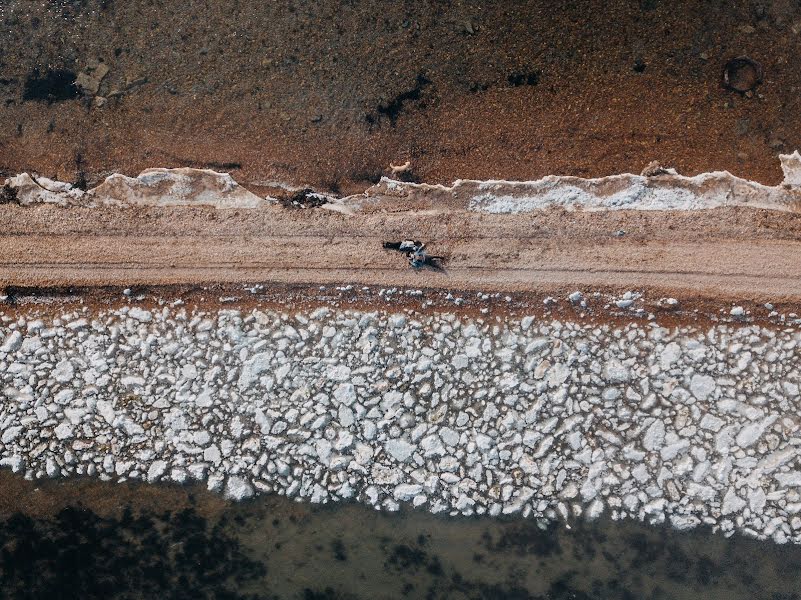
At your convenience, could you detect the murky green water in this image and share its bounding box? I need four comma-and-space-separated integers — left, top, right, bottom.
2, 484, 801, 600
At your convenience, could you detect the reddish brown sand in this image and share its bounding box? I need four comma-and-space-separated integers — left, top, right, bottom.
1, 0, 801, 192
2, 203, 801, 321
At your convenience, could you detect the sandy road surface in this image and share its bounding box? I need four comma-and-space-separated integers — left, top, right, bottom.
1, 204, 801, 302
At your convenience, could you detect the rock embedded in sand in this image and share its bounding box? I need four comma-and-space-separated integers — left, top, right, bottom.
147, 460, 168, 483
1, 426, 23, 444
225, 476, 254, 501
75, 60, 109, 96
643, 419, 666, 451
0, 331, 22, 353
52, 359, 75, 383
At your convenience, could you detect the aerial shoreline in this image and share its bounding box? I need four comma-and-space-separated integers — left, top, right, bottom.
4, 0, 801, 595
2, 160, 801, 548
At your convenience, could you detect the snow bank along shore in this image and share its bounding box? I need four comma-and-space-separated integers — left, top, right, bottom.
4, 152, 801, 212
1, 301, 801, 545
361, 151, 801, 213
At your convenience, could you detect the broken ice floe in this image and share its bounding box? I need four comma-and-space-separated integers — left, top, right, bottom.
2, 305, 801, 545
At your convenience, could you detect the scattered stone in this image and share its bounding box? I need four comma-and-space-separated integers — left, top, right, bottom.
53, 359, 75, 383
147, 460, 168, 483
690, 374, 716, 402
333, 383, 357, 405
0, 331, 22, 353
736, 418, 771, 448
643, 419, 666, 451
700, 413, 725, 432
128, 307, 152, 322
1, 426, 22, 444
722, 488, 747, 515
723, 56, 763, 93
54, 423, 74, 440
393, 483, 423, 501
641, 161, 671, 177
75, 60, 110, 96
225, 476, 254, 500
603, 360, 630, 383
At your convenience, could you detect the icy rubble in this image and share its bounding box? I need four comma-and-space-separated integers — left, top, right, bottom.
354, 151, 801, 214
1, 306, 801, 544
3, 168, 269, 208
4, 152, 801, 214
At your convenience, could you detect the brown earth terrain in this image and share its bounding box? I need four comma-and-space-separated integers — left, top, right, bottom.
1, 0, 801, 193
4, 7, 801, 595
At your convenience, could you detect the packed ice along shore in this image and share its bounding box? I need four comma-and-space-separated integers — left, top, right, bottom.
349, 151, 801, 213
2, 305, 801, 544
4, 152, 801, 213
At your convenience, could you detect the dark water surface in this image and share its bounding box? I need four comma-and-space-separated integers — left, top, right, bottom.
1, 477, 801, 600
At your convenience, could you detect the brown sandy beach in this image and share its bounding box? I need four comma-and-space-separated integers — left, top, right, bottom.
2, 202, 801, 314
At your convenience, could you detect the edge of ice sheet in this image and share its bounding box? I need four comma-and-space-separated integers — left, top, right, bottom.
3, 168, 272, 208
3, 152, 801, 212
350, 151, 801, 213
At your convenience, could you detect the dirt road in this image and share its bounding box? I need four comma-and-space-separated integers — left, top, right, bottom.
2, 204, 801, 304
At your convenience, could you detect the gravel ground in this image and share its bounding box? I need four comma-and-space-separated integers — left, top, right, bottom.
1, 0, 801, 191
2, 301, 801, 545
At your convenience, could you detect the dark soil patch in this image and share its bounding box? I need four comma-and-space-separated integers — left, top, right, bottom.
507, 71, 540, 87
366, 73, 432, 128
0, 184, 19, 205
22, 69, 80, 103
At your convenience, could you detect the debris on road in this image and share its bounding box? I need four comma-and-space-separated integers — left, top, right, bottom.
278, 188, 329, 209
383, 239, 445, 270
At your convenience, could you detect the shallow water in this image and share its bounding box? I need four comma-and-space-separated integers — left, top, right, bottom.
2, 481, 801, 600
